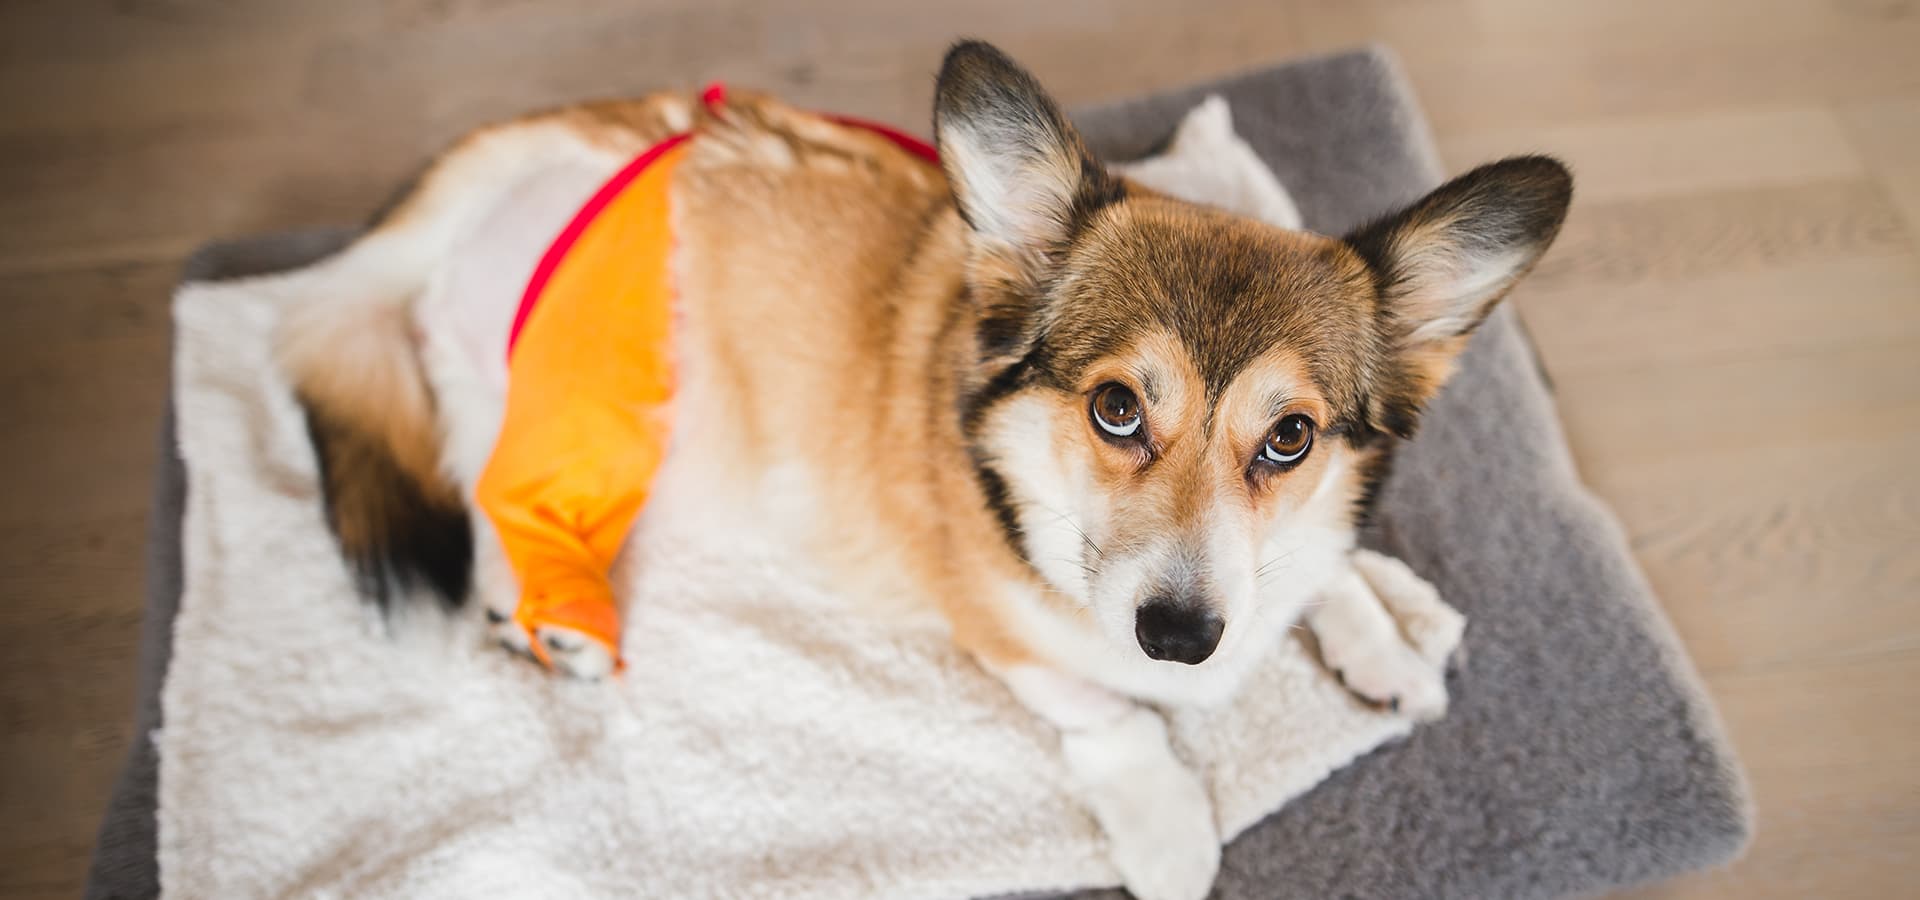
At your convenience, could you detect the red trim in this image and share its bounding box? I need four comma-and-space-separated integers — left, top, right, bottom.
506, 132, 692, 356
506, 92, 939, 359
826, 114, 940, 165
705, 79, 932, 163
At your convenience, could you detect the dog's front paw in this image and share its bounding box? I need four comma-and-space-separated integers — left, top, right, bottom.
1319, 625, 1449, 720
1350, 549, 1466, 669
1063, 711, 1220, 900
1106, 804, 1220, 900
1310, 555, 1463, 721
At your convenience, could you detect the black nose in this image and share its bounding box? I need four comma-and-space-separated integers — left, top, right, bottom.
1134, 598, 1225, 665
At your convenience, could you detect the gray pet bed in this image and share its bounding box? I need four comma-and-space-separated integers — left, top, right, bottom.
87, 47, 1751, 900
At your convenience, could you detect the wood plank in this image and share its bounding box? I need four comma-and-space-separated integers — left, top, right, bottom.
1527, 180, 1911, 291
0, 260, 178, 341
1837, 94, 1920, 174
1294, 1, 1920, 132
1438, 107, 1868, 203
1521, 254, 1920, 372
1839, 94, 1920, 236
1553, 341, 1920, 469
1406, 28, 1920, 135
1593, 430, 1920, 675
0, 263, 176, 525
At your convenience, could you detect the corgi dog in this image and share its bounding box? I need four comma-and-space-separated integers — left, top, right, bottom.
276, 40, 1570, 900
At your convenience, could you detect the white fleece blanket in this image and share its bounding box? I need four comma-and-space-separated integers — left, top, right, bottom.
157, 99, 1430, 899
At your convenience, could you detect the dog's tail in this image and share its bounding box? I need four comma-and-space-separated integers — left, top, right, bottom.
275, 124, 591, 610
274, 215, 469, 609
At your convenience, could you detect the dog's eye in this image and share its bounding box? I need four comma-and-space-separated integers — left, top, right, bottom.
1090, 383, 1144, 438
1260, 414, 1315, 466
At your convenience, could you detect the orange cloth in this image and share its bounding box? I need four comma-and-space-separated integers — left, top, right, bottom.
475, 142, 688, 668
473, 93, 934, 672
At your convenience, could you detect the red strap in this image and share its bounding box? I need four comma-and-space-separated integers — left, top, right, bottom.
507, 85, 938, 359
826, 114, 940, 165
506, 133, 692, 357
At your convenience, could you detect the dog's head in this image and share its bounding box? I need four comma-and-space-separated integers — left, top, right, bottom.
934, 42, 1572, 668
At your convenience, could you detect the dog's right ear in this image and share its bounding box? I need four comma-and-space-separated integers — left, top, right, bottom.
934, 40, 1120, 278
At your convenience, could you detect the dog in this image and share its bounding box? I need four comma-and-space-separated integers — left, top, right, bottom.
275, 40, 1570, 900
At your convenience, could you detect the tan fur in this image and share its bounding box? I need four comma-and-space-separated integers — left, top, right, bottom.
665, 93, 1048, 666
283, 316, 450, 503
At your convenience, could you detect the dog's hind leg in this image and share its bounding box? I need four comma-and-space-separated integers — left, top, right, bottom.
279, 108, 672, 613
413, 150, 652, 680
409, 96, 707, 674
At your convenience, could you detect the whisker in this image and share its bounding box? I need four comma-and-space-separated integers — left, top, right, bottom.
1028, 500, 1106, 561
1256, 551, 1296, 577
1048, 557, 1101, 578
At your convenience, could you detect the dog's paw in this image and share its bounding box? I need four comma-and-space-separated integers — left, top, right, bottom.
532, 625, 617, 679
486, 606, 533, 655
1106, 805, 1221, 900
486, 609, 616, 680
1063, 712, 1221, 900
1350, 549, 1466, 669
1312, 553, 1463, 720
1319, 622, 1449, 721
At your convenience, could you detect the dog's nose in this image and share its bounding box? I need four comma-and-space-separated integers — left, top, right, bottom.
1134, 598, 1224, 665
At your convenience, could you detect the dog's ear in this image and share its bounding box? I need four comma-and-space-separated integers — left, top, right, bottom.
1346, 156, 1572, 434
934, 40, 1120, 284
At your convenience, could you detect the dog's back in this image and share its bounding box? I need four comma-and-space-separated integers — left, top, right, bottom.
277, 89, 991, 640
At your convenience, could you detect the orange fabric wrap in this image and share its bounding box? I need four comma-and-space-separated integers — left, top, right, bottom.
475, 143, 688, 667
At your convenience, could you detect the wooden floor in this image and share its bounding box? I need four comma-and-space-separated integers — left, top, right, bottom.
1, 2, 1914, 898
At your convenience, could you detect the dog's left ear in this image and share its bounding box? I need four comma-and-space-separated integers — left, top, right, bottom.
1346, 156, 1572, 433
934, 41, 1121, 289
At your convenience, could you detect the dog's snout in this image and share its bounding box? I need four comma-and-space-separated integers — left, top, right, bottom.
1134, 597, 1224, 665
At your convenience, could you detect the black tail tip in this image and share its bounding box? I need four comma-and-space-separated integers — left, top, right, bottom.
302, 400, 472, 613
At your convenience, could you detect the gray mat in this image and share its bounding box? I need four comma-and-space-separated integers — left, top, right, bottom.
86, 47, 1751, 900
